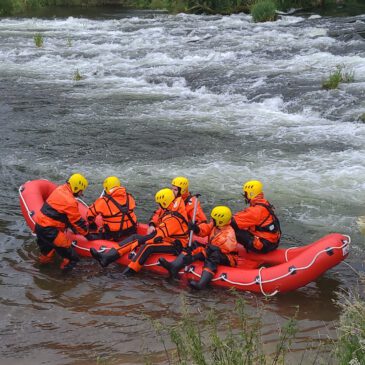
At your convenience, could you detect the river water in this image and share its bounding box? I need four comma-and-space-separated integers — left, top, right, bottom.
0, 7, 365, 365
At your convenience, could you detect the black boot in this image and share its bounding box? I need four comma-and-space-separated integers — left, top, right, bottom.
90, 247, 120, 268
121, 266, 137, 276
58, 247, 79, 272
60, 257, 80, 272
159, 253, 191, 279
189, 270, 214, 290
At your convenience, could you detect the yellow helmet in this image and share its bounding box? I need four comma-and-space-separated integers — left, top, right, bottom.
103, 176, 121, 194
171, 176, 189, 195
155, 188, 175, 209
68, 173, 88, 194
211, 206, 232, 227
243, 180, 263, 200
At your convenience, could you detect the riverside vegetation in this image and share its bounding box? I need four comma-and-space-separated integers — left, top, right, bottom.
1, 0, 365, 21
144, 289, 365, 365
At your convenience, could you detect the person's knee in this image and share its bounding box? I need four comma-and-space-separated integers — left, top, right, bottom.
204, 260, 217, 273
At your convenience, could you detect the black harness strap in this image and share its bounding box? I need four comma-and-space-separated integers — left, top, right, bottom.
103, 193, 137, 230
254, 203, 281, 235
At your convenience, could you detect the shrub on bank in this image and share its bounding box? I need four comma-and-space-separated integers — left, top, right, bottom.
251, 0, 277, 22
149, 293, 365, 365
335, 289, 365, 365
151, 296, 299, 364
1, 0, 363, 16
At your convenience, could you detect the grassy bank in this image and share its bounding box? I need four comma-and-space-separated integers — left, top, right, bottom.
0, 0, 361, 17
145, 289, 365, 365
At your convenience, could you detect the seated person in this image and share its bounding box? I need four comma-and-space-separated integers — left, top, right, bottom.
87, 176, 137, 241
147, 176, 207, 234
159, 206, 238, 290
231, 180, 281, 253
90, 188, 189, 276
35, 173, 89, 271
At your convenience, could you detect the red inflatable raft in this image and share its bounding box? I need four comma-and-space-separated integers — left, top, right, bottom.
19, 179, 350, 296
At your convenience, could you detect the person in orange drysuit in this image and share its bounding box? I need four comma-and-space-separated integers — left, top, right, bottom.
34, 173, 89, 271
86, 176, 137, 241
90, 188, 189, 276
159, 206, 238, 290
231, 180, 281, 254
147, 176, 207, 234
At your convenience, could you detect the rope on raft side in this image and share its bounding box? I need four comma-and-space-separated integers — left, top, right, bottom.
19, 185, 37, 232
182, 236, 351, 297
72, 236, 351, 297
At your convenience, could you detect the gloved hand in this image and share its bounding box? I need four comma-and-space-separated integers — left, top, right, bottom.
153, 236, 163, 243
172, 239, 183, 253
207, 244, 220, 255
88, 221, 98, 231
188, 222, 200, 234
85, 233, 100, 241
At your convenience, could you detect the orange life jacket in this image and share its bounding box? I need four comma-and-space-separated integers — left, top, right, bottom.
87, 186, 137, 232
149, 191, 207, 226
35, 183, 88, 235
197, 221, 238, 266
233, 193, 281, 246
151, 196, 189, 247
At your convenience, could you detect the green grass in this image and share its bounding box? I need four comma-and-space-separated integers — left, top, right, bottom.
149, 292, 365, 364
73, 69, 83, 81
251, 0, 277, 22
66, 36, 72, 47
322, 65, 354, 90
334, 289, 365, 365
150, 295, 299, 364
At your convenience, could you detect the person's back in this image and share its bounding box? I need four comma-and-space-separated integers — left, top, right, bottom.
87, 176, 137, 241
35, 173, 89, 271
37, 183, 86, 232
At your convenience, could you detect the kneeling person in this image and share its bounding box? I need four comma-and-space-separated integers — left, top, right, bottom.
90, 188, 189, 275
159, 206, 238, 290
35, 173, 89, 271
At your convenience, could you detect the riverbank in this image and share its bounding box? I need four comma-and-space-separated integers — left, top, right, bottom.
1, 0, 365, 17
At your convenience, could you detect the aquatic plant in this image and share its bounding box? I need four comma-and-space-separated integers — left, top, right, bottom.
251, 0, 277, 22
151, 295, 299, 364
34, 33, 44, 47
73, 69, 83, 81
322, 65, 354, 90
